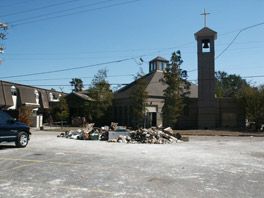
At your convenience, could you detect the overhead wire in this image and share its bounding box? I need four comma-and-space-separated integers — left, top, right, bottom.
0, 41, 195, 80
24, 83, 129, 87
216, 21, 264, 60
12, 74, 135, 82
2, 38, 263, 80
26, 73, 264, 87
2, 7, 264, 86
4, 45, 262, 62
8, 0, 116, 25
1, 0, 35, 8
4, 42, 195, 62
0, 55, 146, 79
9, 0, 142, 27
0, 0, 86, 18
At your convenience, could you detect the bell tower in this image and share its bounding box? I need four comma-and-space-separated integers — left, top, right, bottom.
195, 24, 217, 128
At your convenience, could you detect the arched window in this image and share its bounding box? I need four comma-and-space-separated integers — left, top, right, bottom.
8, 85, 18, 110
11, 85, 17, 96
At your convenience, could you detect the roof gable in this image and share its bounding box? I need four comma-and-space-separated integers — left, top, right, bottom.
67, 92, 95, 101
194, 27, 217, 40
150, 56, 169, 63
114, 70, 198, 99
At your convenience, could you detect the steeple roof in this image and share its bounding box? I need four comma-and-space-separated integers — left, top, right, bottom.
149, 56, 169, 63
194, 27, 217, 40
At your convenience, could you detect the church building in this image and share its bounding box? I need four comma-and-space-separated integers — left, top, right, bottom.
112, 25, 245, 129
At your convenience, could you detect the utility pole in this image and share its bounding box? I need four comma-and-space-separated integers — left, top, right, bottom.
0, 22, 8, 64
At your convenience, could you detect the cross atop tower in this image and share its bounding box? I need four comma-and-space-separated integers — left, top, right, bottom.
200, 9, 210, 27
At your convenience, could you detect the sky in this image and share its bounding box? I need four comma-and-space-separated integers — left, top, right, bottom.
0, 0, 264, 93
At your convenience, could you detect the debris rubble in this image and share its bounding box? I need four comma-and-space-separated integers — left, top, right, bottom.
57, 123, 187, 144
129, 128, 183, 144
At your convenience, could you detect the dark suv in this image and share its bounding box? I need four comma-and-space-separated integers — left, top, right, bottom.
0, 110, 31, 147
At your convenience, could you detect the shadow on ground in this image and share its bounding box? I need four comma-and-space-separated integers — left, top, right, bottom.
0, 145, 17, 150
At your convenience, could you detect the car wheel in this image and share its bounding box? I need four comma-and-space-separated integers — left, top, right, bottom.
16, 132, 29, 148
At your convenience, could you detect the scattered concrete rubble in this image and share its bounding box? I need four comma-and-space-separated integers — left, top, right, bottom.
57, 123, 186, 144
108, 127, 130, 142
57, 123, 97, 140
128, 128, 183, 144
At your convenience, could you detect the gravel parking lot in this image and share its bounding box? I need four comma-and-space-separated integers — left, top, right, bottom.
0, 131, 264, 198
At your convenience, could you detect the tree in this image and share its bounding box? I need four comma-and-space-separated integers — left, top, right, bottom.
70, 78, 84, 92
240, 85, 264, 130
130, 69, 148, 128
215, 71, 249, 97
18, 106, 32, 126
51, 96, 69, 124
87, 69, 113, 125
162, 51, 190, 128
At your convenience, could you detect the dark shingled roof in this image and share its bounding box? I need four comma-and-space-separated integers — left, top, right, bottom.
16, 85, 37, 104
114, 70, 198, 99
0, 81, 13, 107
39, 89, 49, 109
0, 80, 64, 109
0, 84, 4, 107
194, 27, 217, 40
70, 92, 95, 101
149, 56, 169, 63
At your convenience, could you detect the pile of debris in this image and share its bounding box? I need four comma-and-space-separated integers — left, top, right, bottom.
112, 127, 183, 144
57, 123, 187, 144
57, 123, 116, 141
57, 123, 98, 140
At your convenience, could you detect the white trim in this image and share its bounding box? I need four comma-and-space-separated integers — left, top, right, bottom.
145, 106, 157, 113
0, 136, 16, 138
25, 103, 40, 106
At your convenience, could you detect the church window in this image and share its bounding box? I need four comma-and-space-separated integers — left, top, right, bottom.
153, 62, 157, 70
161, 62, 164, 70
11, 86, 17, 96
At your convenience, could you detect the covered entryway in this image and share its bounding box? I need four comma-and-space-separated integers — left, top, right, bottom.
145, 106, 157, 127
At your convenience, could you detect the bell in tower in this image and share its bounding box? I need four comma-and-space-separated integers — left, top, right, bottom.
202, 39, 210, 48
202, 39, 211, 52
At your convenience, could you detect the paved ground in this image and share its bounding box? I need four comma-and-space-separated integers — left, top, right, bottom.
0, 131, 264, 198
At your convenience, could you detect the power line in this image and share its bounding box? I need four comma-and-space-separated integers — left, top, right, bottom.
8, 0, 115, 24
8, 38, 264, 57
6, 43, 263, 61
1, 0, 35, 8
4, 45, 262, 62
26, 83, 129, 87
0, 41, 194, 80
4, 42, 195, 61
4, 21, 264, 80
187, 74, 264, 83
4, 41, 194, 62
12, 74, 135, 82
241, 74, 264, 79
216, 21, 264, 60
16, 73, 264, 88
0, 0, 86, 17
0, 56, 145, 79
10, 0, 142, 27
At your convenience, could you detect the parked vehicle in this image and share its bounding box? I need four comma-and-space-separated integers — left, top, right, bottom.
0, 110, 31, 147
